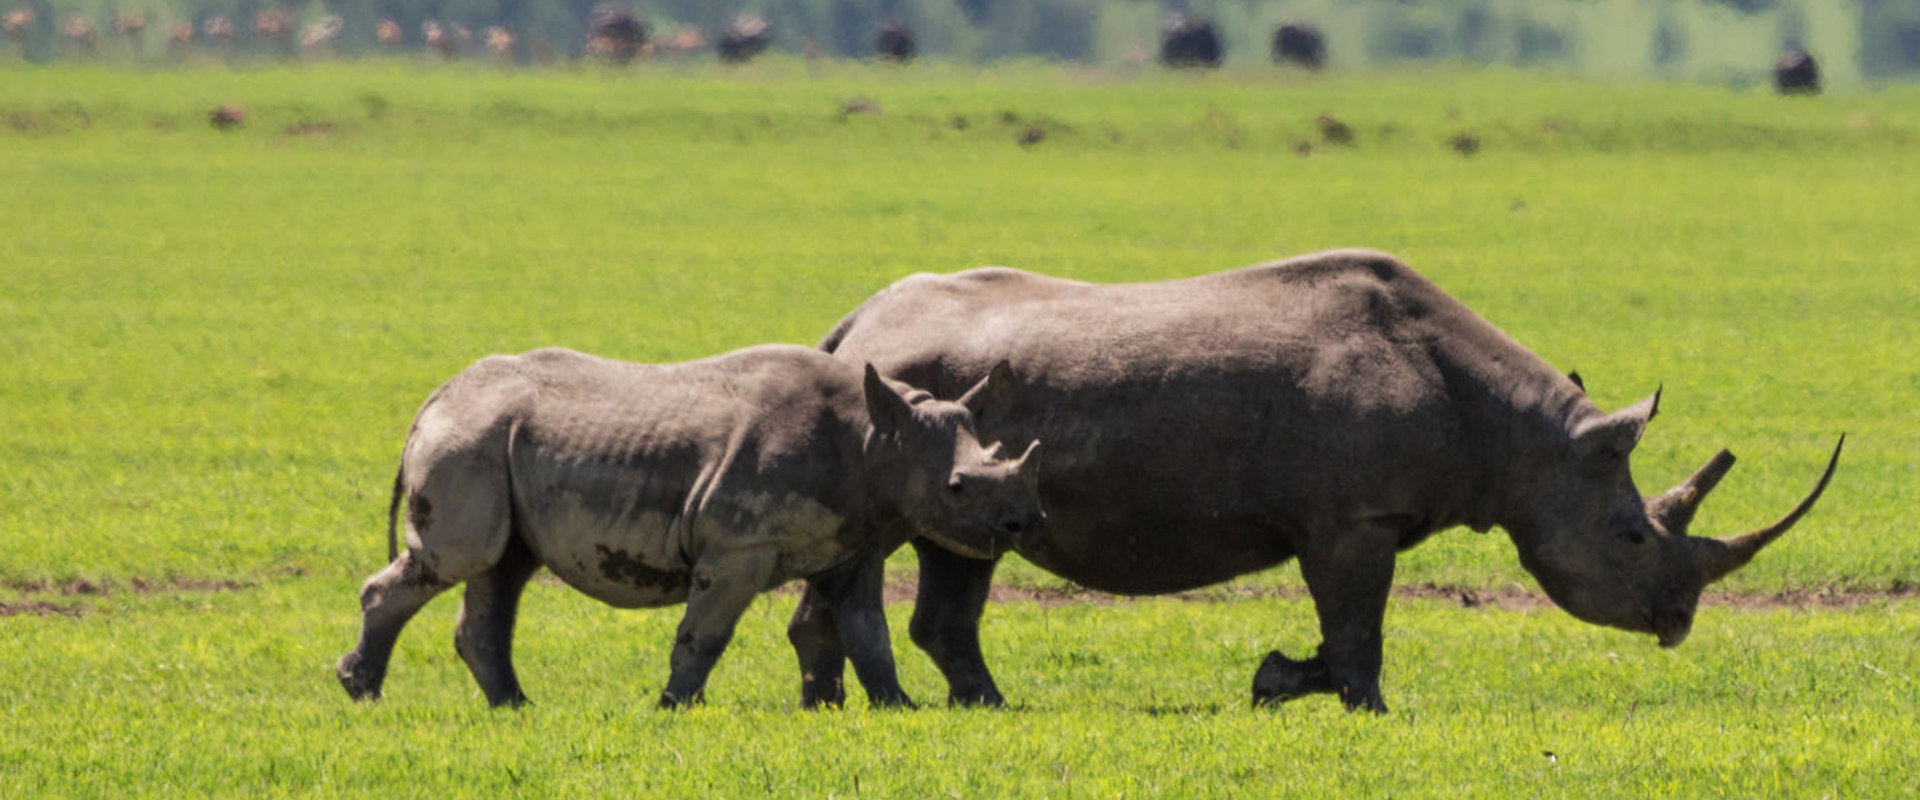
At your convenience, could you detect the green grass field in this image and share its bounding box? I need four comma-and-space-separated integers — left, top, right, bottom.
3, 61, 1918, 796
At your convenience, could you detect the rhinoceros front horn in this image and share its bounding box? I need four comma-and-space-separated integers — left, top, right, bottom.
1693, 435, 1845, 586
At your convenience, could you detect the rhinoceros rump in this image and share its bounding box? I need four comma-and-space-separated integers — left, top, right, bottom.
793, 249, 1840, 712
337, 345, 1042, 708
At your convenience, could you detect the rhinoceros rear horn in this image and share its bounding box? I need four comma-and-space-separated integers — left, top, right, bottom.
1693, 435, 1844, 585
1650, 449, 1738, 533
1014, 439, 1041, 490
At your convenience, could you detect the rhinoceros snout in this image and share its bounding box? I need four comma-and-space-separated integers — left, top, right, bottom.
337, 651, 384, 701
1653, 608, 1694, 649
997, 510, 1045, 539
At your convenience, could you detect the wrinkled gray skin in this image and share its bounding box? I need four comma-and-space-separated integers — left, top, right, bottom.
793, 249, 1841, 713
337, 345, 1043, 709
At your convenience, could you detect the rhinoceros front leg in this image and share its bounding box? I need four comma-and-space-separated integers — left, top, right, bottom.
1254, 520, 1397, 713
788, 581, 849, 709
818, 550, 914, 709
658, 548, 779, 709
907, 538, 1006, 707
454, 536, 541, 708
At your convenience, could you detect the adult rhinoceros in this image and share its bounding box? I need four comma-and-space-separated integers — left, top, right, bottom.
338, 345, 1043, 709
788, 249, 1841, 712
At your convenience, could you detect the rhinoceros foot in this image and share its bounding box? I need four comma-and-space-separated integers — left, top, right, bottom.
1251, 649, 1329, 708
799, 672, 846, 710
658, 688, 706, 709
336, 651, 384, 702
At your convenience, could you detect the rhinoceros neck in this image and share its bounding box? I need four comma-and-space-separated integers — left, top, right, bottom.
1418, 298, 1596, 537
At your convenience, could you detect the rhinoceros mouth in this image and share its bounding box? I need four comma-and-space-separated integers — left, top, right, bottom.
1653, 616, 1691, 648
913, 524, 1003, 560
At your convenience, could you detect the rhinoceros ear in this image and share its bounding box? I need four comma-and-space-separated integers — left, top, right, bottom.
863, 363, 914, 436
1573, 388, 1660, 461
957, 360, 1019, 426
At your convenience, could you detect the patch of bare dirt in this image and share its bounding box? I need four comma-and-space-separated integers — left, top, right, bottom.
1704, 585, 1918, 610
0, 571, 303, 618
871, 578, 1917, 612
0, 600, 86, 618
282, 120, 339, 137
772, 578, 1108, 607
4, 574, 268, 597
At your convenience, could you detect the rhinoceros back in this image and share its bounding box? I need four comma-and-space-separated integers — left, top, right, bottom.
472, 346, 866, 607
820, 250, 1553, 594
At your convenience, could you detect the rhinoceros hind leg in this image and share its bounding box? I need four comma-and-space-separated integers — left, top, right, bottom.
339, 551, 454, 701
906, 539, 1005, 707
455, 535, 541, 708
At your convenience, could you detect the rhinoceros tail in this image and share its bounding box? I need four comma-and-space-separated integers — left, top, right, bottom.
818, 308, 859, 353
819, 274, 927, 352
386, 462, 404, 563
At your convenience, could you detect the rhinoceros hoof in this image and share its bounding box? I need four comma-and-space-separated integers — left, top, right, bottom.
657, 689, 706, 710
1251, 650, 1326, 708
336, 652, 384, 701
799, 675, 846, 710
947, 688, 1006, 708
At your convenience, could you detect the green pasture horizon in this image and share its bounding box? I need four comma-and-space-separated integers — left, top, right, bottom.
1, 62, 1916, 796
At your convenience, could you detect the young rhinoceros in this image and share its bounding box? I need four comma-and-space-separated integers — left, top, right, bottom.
337, 345, 1043, 708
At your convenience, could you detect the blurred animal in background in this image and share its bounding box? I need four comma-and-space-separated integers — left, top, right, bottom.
109, 9, 147, 52
4, 8, 33, 49
254, 8, 294, 56
1272, 22, 1325, 70
209, 104, 244, 130
166, 19, 192, 54
300, 14, 342, 57
484, 25, 513, 65
717, 13, 770, 64
1774, 49, 1820, 95
202, 15, 233, 46
1159, 14, 1221, 69
375, 18, 401, 49
62, 14, 96, 53
586, 3, 647, 65
875, 20, 914, 62
1316, 114, 1354, 146
422, 19, 468, 59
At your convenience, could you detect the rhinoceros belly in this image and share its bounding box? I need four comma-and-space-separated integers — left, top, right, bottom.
515, 474, 858, 608
1018, 513, 1298, 595
527, 502, 693, 608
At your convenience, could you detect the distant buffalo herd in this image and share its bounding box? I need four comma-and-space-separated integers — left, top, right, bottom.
0, 5, 1826, 91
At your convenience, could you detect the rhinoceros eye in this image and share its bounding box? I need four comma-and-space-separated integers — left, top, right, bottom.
1620, 528, 1646, 545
